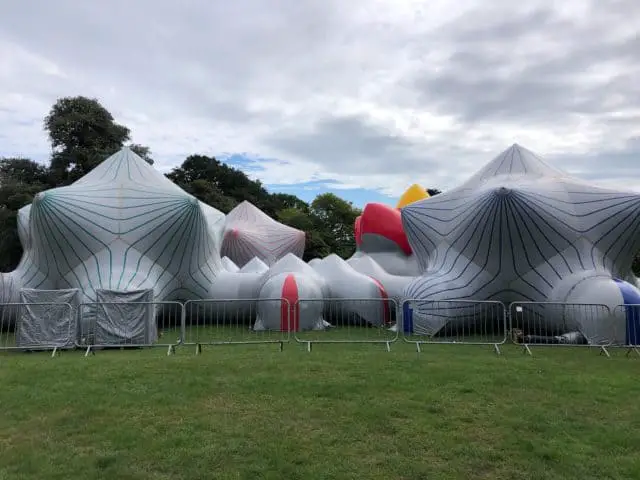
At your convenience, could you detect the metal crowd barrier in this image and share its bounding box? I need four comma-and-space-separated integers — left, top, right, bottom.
401, 299, 507, 354
182, 298, 291, 353
612, 304, 640, 357
508, 302, 614, 356
77, 301, 184, 356
292, 298, 399, 351
0, 302, 76, 356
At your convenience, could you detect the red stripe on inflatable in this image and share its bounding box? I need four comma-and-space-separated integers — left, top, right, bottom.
281, 273, 299, 332
368, 276, 391, 325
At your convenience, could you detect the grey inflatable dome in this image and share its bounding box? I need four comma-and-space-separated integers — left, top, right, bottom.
401, 143, 640, 343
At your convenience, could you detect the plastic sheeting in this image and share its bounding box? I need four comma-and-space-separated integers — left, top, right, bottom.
91, 289, 157, 346
17, 288, 79, 349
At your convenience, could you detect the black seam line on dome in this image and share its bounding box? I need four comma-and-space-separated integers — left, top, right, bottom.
408, 192, 496, 289
405, 196, 481, 274
508, 145, 516, 174
520, 190, 640, 217
197, 208, 219, 279
510, 191, 579, 273
403, 192, 492, 281
597, 200, 640, 272
403, 188, 496, 238
516, 145, 527, 175
115, 200, 193, 290
48, 189, 188, 200
183, 205, 215, 294
410, 193, 501, 298
493, 146, 512, 177
45, 194, 187, 228
38, 194, 110, 294
126, 202, 197, 291
121, 203, 194, 290
505, 194, 554, 293
588, 199, 640, 270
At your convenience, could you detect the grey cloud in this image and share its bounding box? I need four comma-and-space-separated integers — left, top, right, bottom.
551, 141, 640, 183
410, 2, 639, 124
264, 114, 440, 175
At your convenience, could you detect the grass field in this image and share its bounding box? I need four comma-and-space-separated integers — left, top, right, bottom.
1, 343, 640, 480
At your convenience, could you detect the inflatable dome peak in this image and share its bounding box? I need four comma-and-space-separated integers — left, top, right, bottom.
396, 184, 430, 208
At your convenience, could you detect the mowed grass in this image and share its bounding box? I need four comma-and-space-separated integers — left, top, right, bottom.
1, 343, 640, 480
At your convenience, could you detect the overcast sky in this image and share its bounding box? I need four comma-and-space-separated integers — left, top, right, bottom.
0, 0, 638, 206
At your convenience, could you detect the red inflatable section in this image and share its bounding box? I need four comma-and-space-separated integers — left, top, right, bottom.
354, 215, 363, 246
359, 202, 412, 255
280, 274, 299, 332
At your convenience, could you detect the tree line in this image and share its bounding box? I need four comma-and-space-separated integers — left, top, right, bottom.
0, 96, 371, 271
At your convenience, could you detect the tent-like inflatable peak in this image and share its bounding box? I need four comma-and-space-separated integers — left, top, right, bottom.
221, 256, 240, 272
0, 146, 225, 308
222, 201, 305, 267
396, 184, 430, 208
458, 143, 568, 190
239, 257, 269, 274
401, 143, 640, 343
73, 147, 186, 192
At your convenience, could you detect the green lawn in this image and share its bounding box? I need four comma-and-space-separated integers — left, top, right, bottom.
1, 343, 639, 480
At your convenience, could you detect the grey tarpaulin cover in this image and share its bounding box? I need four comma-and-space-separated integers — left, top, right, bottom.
93, 289, 157, 345
17, 288, 79, 349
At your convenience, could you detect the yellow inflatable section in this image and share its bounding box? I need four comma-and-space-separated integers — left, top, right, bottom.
396, 184, 430, 208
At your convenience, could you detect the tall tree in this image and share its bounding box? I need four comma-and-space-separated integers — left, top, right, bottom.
44, 96, 152, 182
310, 193, 361, 259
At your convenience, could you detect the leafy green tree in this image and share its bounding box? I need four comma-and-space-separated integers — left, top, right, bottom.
0, 158, 50, 186
187, 179, 238, 214
129, 144, 154, 165
277, 207, 314, 231
0, 179, 47, 272
44, 96, 152, 183
302, 231, 331, 261
277, 207, 331, 260
167, 155, 276, 214
270, 193, 310, 213
310, 193, 361, 258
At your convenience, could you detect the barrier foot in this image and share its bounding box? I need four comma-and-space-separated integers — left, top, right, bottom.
625, 347, 640, 358
385, 341, 391, 352
167, 344, 175, 356
599, 346, 610, 358
279, 341, 284, 352
522, 344, 533, 356
195, 343, 202, 355
51, 347, 59, 358
306, 341, 312, 353
84, 346, 94, 357
493, 344, 501, 356
415, 342, 421, 353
